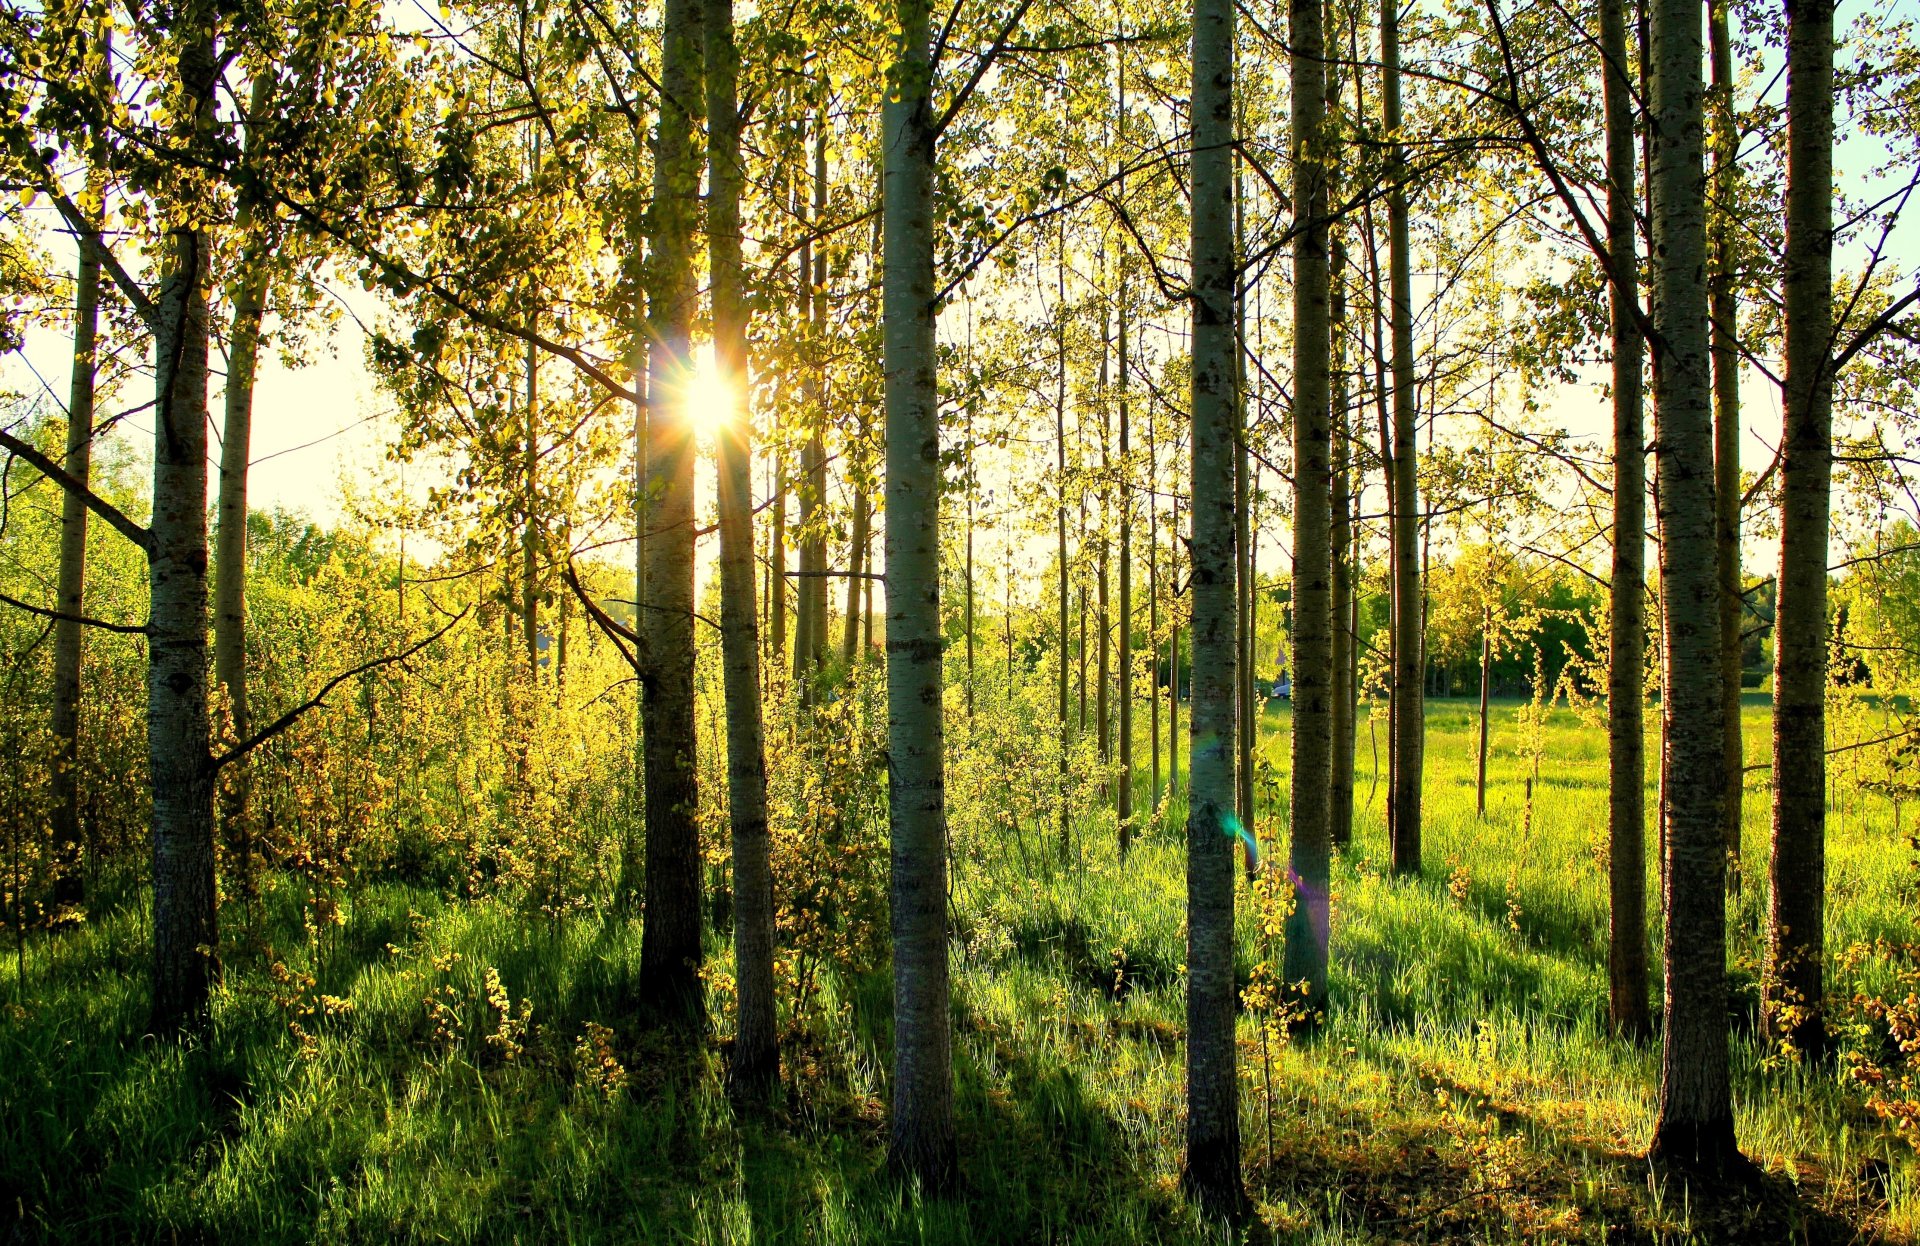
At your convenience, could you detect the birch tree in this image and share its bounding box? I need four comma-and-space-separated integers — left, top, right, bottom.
1646, 0, 1741, 1171
1183, 0, 1247, 1210
1283, 0, 1334, 1013
882, 0, 953, 1186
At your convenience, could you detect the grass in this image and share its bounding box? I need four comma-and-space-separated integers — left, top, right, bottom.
3, 697, 1914, 1243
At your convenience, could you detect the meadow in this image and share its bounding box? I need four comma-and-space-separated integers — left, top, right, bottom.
3, 696, 1912, 1244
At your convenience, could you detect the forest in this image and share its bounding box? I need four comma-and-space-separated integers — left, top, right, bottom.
2, 0, 1919, 1239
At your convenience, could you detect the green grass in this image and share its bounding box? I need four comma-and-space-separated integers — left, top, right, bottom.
3, 699, 1913, 1243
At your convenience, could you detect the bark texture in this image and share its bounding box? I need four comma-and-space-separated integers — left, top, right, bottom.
1766, 0, 1835, 1062
1183, 0, 1248, 1213
148, 0, 220, 1034
882, 0, 955, 1186
1646, 0, 1739, 1169
1330, 238, 1354, 850
50, 183, 100, 909
705, 0, 776, 1091
1601, 0, 1652, 1044
1384, 0, 1423, 876
638, 0, 706, 1022
1283, 0, 1333, 1014
1708, 0, 1744, 882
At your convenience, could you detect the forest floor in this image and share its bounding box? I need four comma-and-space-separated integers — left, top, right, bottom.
3, 699, 1915, 1244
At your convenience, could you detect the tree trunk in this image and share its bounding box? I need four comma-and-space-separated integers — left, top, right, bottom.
1170, 610, 1181, 795
148, 3, 220, 1034
214, 71, 275, 903
1184, 0, 1248, 1213
1708, 0, 1744, 887
215, 242, 266, 893
624, 169, 650, 920
1235, 410, 1254, 843
791, 433, 818, 692
799, 121, 830, 689
792, 155, 821, 697
638, 0, 706, 1022
50, 178, 101, 910
1098, 296, 1113, 787
1171, 497, 1182, 802
770, 447, 787, 672
1601, 0, 1651, 1044
1283, 0, 1333, 1014
1477, 608, 1492, 818
705, 0, 776, 1090
1234, 168, 1255, 851
1118, 243, 1135, 855
1057, 227, 1072, 860
842, 438, 869, 668
965, 401, 976, 715
523, 334, 541, 680
1646, 0, 1739, 1169
1148, 351, 1162, 813
1362, 201, 1397, 850
1383, 0, 1423, 875
883, 0, 955, 1185
1330, 235, 1354, 851
1766, 0, 1834, 1063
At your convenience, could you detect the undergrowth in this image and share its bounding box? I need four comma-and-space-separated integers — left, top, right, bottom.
3, 699, 1914, 1244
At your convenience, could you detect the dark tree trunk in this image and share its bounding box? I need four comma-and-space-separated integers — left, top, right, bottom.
770, 447, 787, 672
842, 440, 869, 668
215, 242, 266, 895
1602, 0, 1653, 1048
1057, 227, 1072, 860
1150, 374, 1162, 812
1330, 237, 1355, 850
705, 0, 776, 1091
50, 179, 101, 910
1118, 227, 1135, 854
1384, 0, 1422, 875
638, 0, 706, 1023
1766, 0, 1834, 1063
1708, 0, 1745, 887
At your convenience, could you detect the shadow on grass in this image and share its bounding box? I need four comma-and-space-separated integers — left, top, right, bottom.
2, 880, 1886, 1246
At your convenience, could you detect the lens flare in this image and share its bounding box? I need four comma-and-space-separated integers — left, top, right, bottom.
1223, 812, 1260, 872
683, 343, 736, 445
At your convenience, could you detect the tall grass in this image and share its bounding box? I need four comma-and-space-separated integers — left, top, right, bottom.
3, 698, 1910, 1243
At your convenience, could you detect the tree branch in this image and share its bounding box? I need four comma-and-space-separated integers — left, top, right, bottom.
211, 608, 469, 771
1833, 280, 1920, 376
933, 0, 1041, 140
564, 558, 647, 676
0, 430, 153, 553
0, 588, 147, 634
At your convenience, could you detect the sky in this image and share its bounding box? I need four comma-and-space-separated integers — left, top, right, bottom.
7, 243, 394, 529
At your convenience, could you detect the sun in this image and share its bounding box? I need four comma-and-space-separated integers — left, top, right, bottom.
684, 342, 738, 446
